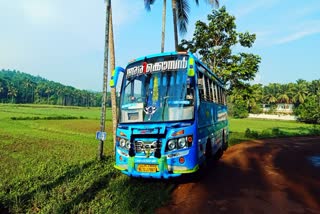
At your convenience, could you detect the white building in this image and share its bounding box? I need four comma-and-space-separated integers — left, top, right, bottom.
262, 104, 294, 114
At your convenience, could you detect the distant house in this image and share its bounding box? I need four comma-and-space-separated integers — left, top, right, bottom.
262, 104, 294, 114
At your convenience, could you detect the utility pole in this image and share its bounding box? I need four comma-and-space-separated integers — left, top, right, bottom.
98, 0, 111, 160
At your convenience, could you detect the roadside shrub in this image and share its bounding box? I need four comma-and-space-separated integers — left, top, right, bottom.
311, 125, 320, 135
272, 127, 281, 136
244, 128, 259, 138
250, 105, 263, 114
261, 129, 272, 138
294, 96, 320, 124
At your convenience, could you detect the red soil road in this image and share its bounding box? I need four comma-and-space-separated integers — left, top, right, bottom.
157, 136, 320, 214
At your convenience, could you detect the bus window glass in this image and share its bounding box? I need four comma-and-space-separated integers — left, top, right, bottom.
119, 55, 194, 123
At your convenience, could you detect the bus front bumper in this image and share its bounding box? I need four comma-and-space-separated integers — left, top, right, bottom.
114, 156, 199, 179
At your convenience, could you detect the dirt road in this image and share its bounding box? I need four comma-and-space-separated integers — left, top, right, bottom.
157, 136, 320, 214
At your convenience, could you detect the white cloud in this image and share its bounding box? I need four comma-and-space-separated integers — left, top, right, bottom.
275, 28, 320, 45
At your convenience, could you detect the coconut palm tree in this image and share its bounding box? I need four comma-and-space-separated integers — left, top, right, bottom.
99, 0, 111, 160
292, 79, 308, 105
0, 81, 4, 103
263, 83, 279, 104
0, 82, 3, 94
109, 4, 118, 150
145, 0, 219, 51
7, 84, 18, 103
277, 84, 292, 104
145, 0, 166, 52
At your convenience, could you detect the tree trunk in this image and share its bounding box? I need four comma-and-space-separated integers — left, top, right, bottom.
109, 6, 117, 152
161, 0, 166, 52
172, 0, 178, 51
99, 0, 110, 160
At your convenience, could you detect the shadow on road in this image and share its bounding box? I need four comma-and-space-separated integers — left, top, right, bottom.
157, 136, 320, 214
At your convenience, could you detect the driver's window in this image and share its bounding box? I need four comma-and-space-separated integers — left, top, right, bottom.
123, 78, 143, 104
129, 79, 143, 102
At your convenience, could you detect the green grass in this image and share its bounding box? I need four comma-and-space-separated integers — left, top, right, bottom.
0, 104, 172, 213
0, 104, 319, 213
229, 118, 320, 145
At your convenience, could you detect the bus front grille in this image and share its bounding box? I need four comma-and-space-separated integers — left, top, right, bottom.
135, 140, 160, 153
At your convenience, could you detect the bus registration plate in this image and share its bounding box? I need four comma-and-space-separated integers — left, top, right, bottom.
137, 164, 158, 173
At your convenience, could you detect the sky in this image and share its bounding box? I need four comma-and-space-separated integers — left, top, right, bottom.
0, 0, 319, 91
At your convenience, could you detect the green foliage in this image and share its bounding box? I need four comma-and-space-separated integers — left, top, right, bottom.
0, 69, 106, 107
180, 6, 261, 92
294, 96, 320, 124
271, 127, 281, 135
244, 128, 259, 138
250, 105, 263, 114
229, 100, 249, 118
179, 6, 263, 119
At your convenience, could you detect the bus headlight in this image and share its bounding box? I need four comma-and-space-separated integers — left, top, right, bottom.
125, 141, 131, 149
178, 138, 187, 148
166, 135, 193, 152
168, 140, 176, 150
119, 138, 126, 147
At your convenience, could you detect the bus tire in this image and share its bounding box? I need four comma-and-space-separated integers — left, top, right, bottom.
214, 147, 223, 161
205, 139, 213, 160
214, 132, 225, 161
222, 130, 228, 151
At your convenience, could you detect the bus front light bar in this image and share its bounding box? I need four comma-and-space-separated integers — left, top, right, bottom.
165, 135, 193, 152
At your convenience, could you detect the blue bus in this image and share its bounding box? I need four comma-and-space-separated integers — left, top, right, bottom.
110, 51, 228, 179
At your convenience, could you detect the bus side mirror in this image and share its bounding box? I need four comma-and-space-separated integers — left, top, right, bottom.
110, 66, 125, 88
187, 57, 195, 77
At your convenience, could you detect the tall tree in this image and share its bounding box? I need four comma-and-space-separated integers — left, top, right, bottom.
0, 81, 5, 102
99, 0, 111, 160
145, 0, 166, 52
277, 84, 293, 104
7, 84, 18, 103
109, 4, 118, 150
161, 0, 167, 52
145, 0, 219, 51
292, 79, 308, 105
0, 82, 3, 94
263, 83, 280, 104
180, 6, 261, 92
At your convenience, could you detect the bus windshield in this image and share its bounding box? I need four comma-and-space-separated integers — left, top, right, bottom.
119, 55, 194, 123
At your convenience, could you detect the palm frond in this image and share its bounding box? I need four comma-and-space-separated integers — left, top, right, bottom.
176, 0, 190, 35
144, 0, 157, 11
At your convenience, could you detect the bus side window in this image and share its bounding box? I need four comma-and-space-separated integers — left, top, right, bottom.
219, 87, 223, 104
205, 77, 210, 102
198, 73, 204, 101
214, 84, 218, 103
217, 86, 221, 104
209, 79, 214, 102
